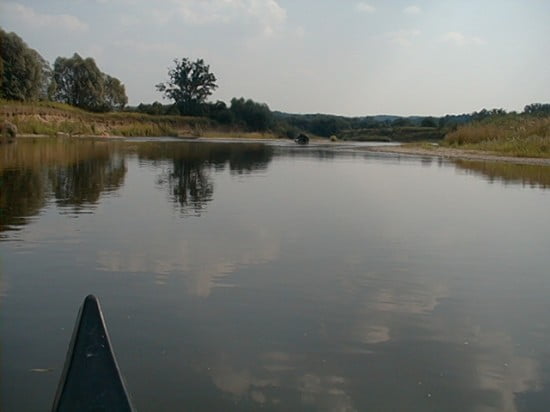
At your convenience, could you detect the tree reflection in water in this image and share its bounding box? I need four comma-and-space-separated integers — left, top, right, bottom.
49, 156, 126, 211
137, 142, 273, 215
0, 168, 48, 234
1, 139, 274, 235
0, 138, 127, 236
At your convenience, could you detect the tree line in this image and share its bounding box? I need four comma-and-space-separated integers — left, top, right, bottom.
0, 28, 127, 112
2, 27, 549, 137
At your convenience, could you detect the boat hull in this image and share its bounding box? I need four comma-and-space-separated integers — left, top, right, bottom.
52, 295, 134, 412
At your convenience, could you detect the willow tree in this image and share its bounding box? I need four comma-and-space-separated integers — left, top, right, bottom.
53, 53, 127, 112
0, 28, 51, 101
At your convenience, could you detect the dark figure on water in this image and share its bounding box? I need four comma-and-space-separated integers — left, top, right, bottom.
295, 133, 309, 145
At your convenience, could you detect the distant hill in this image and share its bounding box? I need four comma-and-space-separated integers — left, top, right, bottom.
274, 111, 444, 125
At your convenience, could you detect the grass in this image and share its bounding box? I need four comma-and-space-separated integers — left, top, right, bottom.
13, 116, 95, 136
110, 123, 178, 137
0, 99, 211, 137
443, 115, 550, 158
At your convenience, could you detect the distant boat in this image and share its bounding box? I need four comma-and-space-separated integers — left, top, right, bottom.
52, 295, 135, 412
294, 133, 309, 145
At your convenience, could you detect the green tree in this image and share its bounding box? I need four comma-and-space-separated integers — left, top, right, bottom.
230, 98, 272, 131
0, 28, 51, 101
524, 103, 550, 117
421, 117, 437, 128
393, 117, 412, 127
52, 53, 127, 112
207, 100, 234, 124
103, 75, 128, 110
309, 116, 350, 137
156, 58, 218, 116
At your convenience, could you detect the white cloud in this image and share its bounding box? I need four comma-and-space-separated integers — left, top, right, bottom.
3, 2, 88, 32
355, 2, 375, 13
169, 0, 287, 36
403, 5, 421, 14
386, 29, 421, 47
442, 31, 487, 47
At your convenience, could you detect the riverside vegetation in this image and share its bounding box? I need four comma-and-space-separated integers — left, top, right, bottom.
1, 27, 549, 158
443, 112, 550, 158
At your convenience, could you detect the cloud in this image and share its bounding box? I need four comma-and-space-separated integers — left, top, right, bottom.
386, 29, 421, 47
168, 0, 287, 36
441, 31, 487, 47
97, 217, 280, 297
355, 2, 375, 13
403, 5, 421, 14
354, 325, 390, 344
2, 2, 88, 32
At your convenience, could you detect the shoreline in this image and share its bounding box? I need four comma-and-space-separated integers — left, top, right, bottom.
361, 145, 550, 166
10, 134, 550, 166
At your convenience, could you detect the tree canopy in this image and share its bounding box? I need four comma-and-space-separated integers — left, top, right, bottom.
230, 98, 273, 131
0, 28, 52, 101
156, 58, 217, 116
524, 103, 550, 117
52, 53, 127, 112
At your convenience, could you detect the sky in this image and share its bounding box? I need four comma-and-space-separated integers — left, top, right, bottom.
1, 0, 549, 116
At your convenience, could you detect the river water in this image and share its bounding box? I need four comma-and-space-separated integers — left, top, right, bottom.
1, 138, 549, 411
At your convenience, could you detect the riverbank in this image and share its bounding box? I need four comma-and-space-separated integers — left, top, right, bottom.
0, 100, 282, 139
363, 144, 550, 166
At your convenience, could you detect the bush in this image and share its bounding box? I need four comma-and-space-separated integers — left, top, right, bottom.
1, 121, 17, 137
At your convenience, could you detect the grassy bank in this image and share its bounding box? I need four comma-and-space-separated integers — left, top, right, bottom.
443, 115, 550, 158
0, 100, 245, 138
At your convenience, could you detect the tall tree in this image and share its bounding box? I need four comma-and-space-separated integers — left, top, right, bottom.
53, 53, 127, 112
230, 98, 272, 131
103, 75, 128, 110
0, 28, 51, 101
156, 58, 217, 116
53, 54, 103, 110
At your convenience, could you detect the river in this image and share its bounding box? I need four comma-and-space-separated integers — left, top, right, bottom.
1, 137, 549, 411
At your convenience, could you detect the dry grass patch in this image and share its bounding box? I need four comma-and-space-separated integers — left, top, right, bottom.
444, 116, 550, 158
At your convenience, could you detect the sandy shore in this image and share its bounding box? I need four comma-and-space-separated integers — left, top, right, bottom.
362, 145, 550, 166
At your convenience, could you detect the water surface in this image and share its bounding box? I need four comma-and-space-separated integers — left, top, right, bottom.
1, 138, 550, 411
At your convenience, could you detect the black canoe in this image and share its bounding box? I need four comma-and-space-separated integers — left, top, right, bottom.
52, 295, 135, 412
